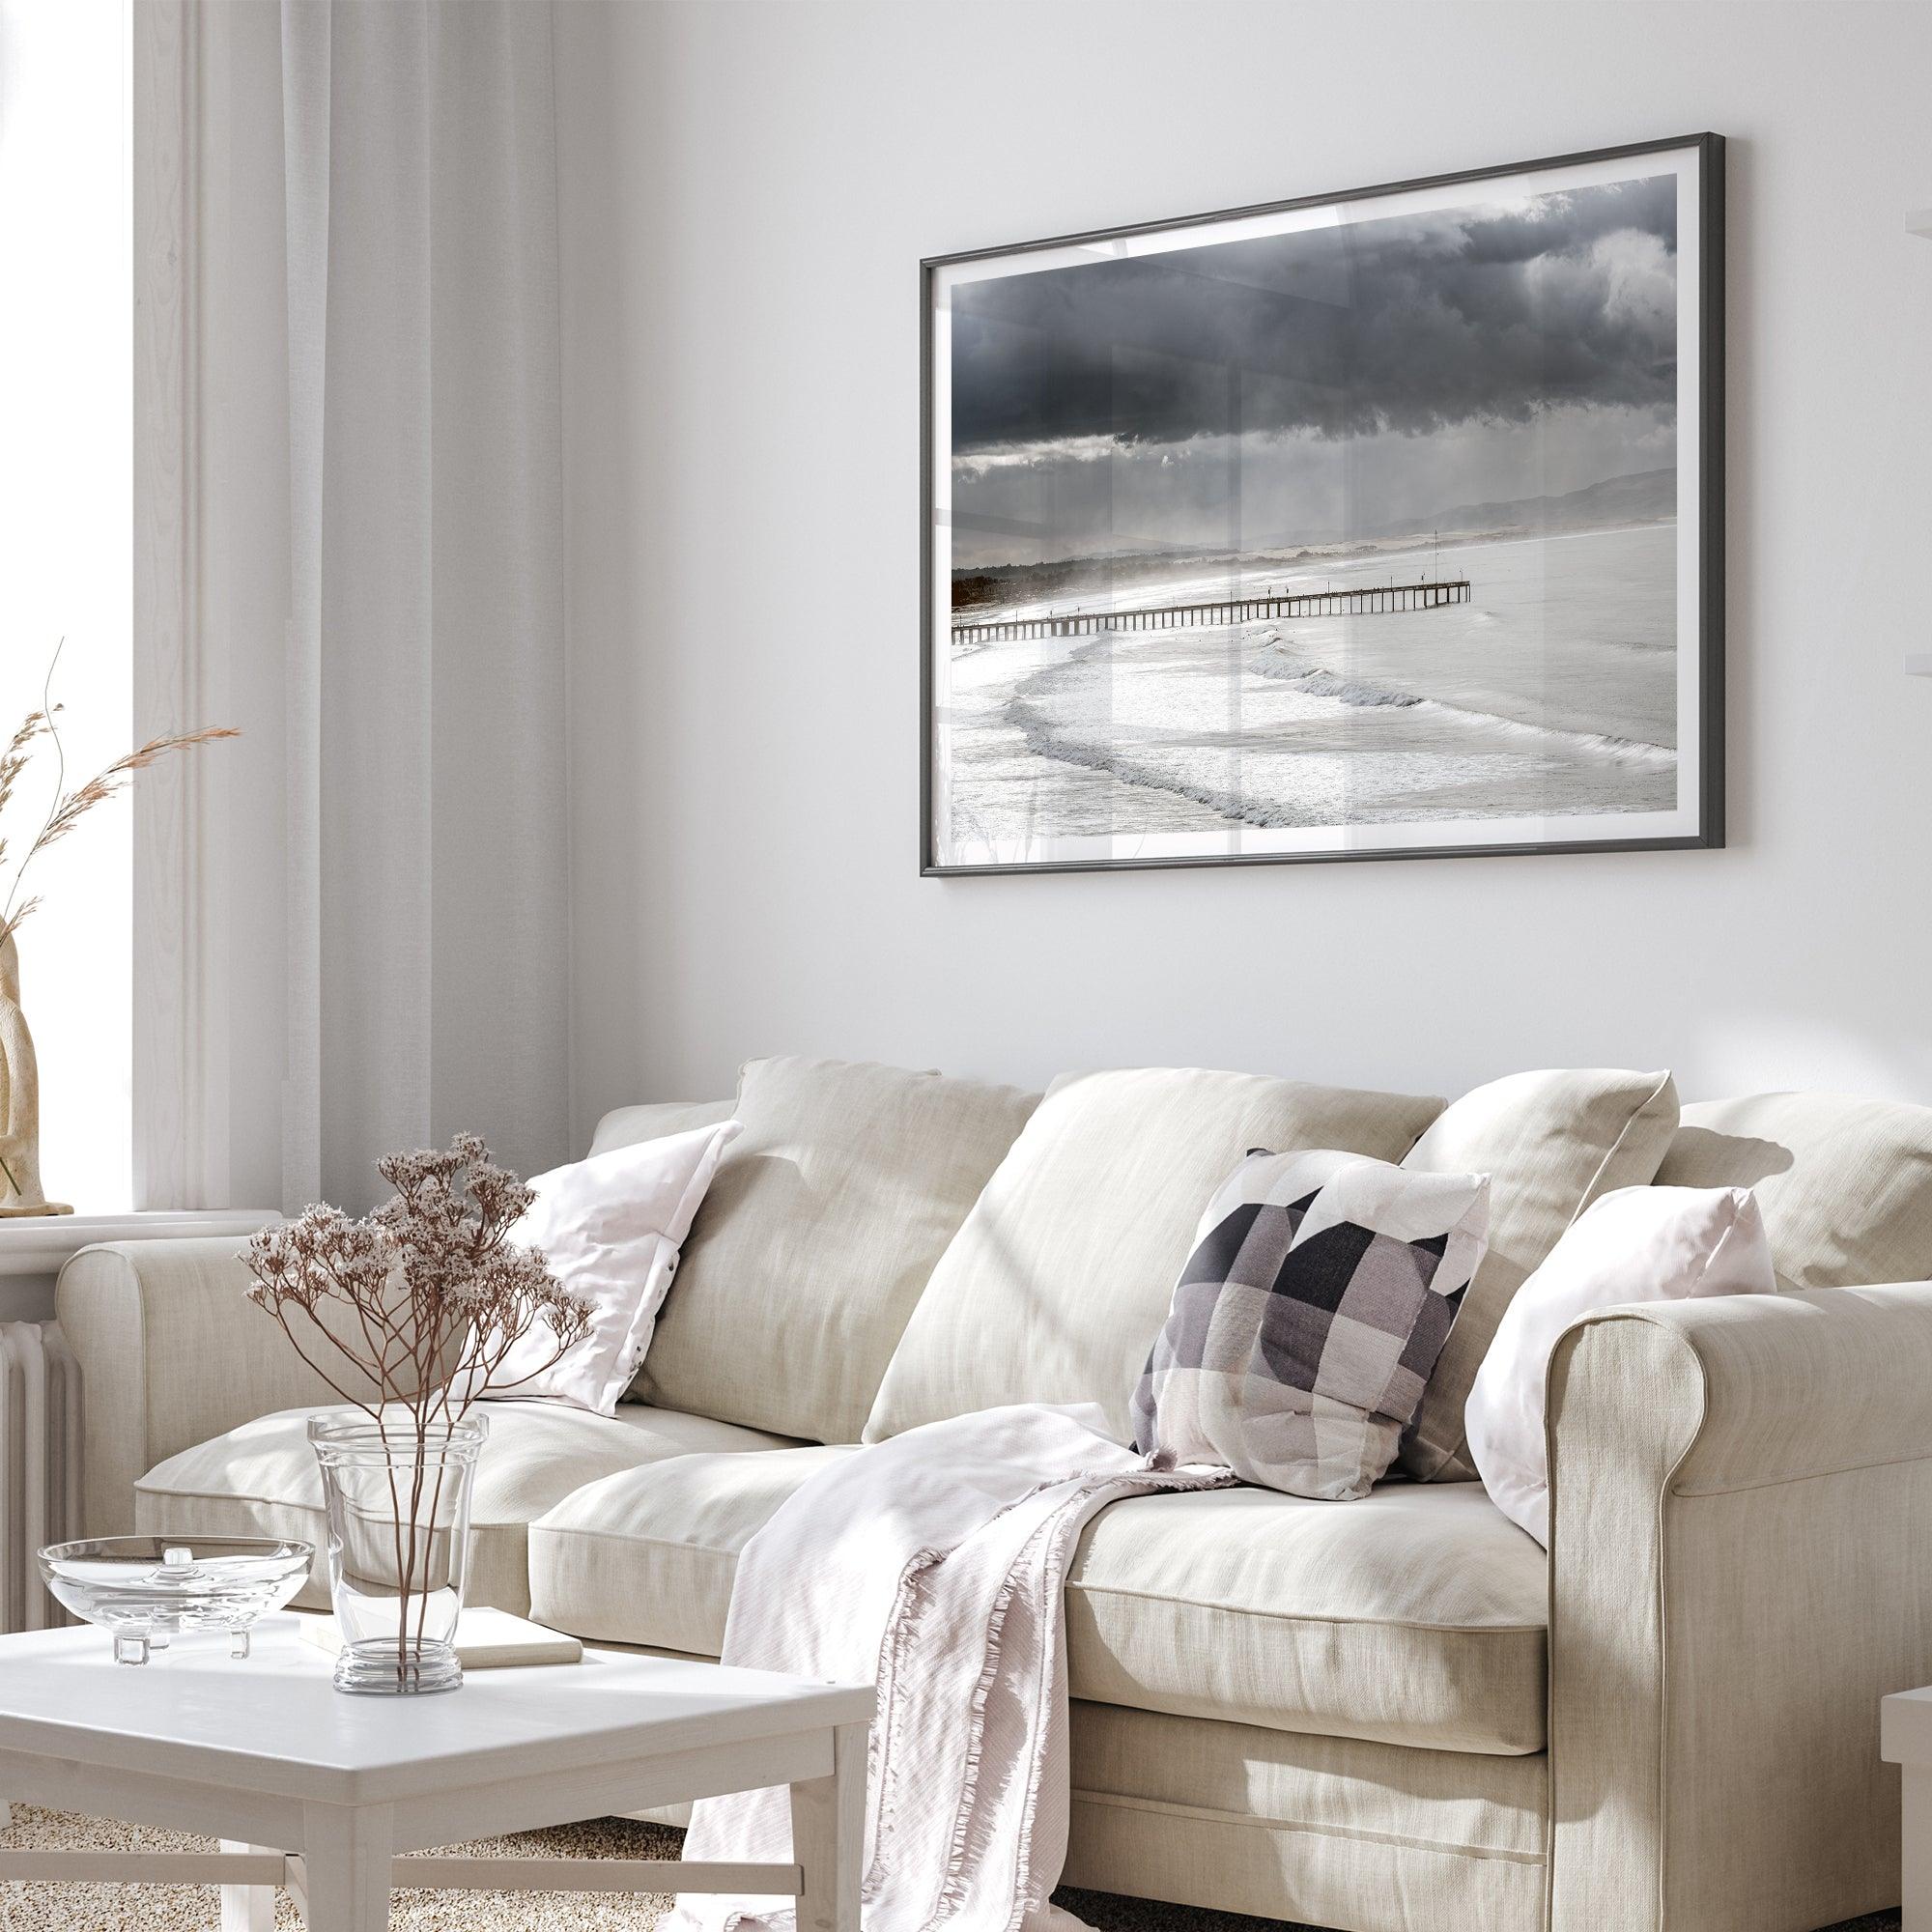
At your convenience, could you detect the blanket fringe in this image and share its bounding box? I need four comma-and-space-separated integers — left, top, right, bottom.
930, 1551, 1026, 1926
868, 1544, 949, 1900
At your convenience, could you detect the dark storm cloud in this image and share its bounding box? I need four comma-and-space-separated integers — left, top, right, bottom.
949, 176, 1677, 453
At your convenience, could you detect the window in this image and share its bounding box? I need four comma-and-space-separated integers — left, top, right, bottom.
0, 0, 134, 1210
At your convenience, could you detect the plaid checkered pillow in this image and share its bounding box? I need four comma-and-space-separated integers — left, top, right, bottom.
1131, 1148, 1489, 1500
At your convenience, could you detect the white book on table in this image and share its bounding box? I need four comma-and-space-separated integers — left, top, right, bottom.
297, 1606, 583, 1668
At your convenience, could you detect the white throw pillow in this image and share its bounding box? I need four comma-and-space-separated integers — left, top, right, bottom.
1465, 1183, 1776, 1546
477, 1120, 741, 1416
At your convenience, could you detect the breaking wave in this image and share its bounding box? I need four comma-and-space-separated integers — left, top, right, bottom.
1267, 665, 1422, 709
1252, 643, 1675, 768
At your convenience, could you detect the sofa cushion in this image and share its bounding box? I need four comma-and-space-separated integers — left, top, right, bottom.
134, 1400, 799, 1619
527, 1451, 1546, 1755
1655, 1091, 1932, 1292
529, 1444, 856, 1655
590, 1098, 735, 1155
1398, 1067, 1679, 1482
863, 1069, 1445, 1446
632, 1057, 1041, 1443
1070, 1481, 1546, 1752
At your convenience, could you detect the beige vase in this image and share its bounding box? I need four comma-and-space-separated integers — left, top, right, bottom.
0, 932, 71, 1217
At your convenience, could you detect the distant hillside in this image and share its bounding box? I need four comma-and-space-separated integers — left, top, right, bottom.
1380, 468, 1676, 539
951, 546, 1218, 611
949, 468, 1677, 606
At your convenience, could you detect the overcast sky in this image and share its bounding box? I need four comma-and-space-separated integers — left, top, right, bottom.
947, 175, 1679, 568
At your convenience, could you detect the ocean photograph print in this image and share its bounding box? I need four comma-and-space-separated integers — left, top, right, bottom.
922, 134, 1723, 875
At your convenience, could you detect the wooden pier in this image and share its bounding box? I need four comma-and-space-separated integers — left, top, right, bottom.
951, 577, 1470, 645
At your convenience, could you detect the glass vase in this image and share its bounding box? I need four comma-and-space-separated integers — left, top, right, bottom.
306, 1408, 486, 1695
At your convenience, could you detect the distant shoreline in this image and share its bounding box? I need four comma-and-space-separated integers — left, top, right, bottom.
950, 514, 1676, 614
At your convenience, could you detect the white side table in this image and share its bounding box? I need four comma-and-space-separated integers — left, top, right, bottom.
0, 1619, 872, 1932
1882, 1687, 1931, 1929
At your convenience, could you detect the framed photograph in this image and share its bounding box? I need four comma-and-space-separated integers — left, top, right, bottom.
922, 133, 1723, 876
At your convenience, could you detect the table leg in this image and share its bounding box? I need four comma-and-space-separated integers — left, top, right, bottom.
218, 1840, 277, 1932
299, 1803, 392, 1931
1906, 1765, 1930, 1932
789, 1720, 866, 1932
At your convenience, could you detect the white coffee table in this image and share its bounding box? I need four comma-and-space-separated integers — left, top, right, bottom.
0, 1618, 872, 1931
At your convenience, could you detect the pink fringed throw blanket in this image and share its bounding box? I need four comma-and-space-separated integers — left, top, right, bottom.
673, 1404, 1231, 1932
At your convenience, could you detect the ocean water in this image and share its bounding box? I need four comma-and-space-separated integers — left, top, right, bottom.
935, 523, 1678, 861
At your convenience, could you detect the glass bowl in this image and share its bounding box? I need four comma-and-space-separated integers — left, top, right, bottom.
39, 1536, 314, 1664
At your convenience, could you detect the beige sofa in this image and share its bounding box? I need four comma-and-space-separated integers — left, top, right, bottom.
56, 1059, 1932, 1932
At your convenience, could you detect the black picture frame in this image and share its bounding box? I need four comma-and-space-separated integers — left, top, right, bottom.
921, 132, 1724, 878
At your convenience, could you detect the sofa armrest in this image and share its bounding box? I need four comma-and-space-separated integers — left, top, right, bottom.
1546, 1283, 1932, 1932
56, 1238, 384, 1536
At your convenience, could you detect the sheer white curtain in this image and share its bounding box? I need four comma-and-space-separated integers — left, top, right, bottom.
273, 0, 569, 1209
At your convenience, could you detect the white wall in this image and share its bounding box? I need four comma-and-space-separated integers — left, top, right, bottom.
554, 0, 1932, 1139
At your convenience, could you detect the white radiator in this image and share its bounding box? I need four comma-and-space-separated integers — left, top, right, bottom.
0, 1323, 79, 1633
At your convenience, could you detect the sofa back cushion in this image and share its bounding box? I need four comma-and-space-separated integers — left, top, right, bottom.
590, 1097, 735, 1155
863, 1067, 1444, 1446
1398, 1067, 1679, 1481
631, 1056, 1039, 1442
1655, 1091, 1932, 1292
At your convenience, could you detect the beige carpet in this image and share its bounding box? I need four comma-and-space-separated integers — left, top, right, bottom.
0, 1809, 1253, 1932
0, 1807, 680, 1931
0, 1807, 1903, 1932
